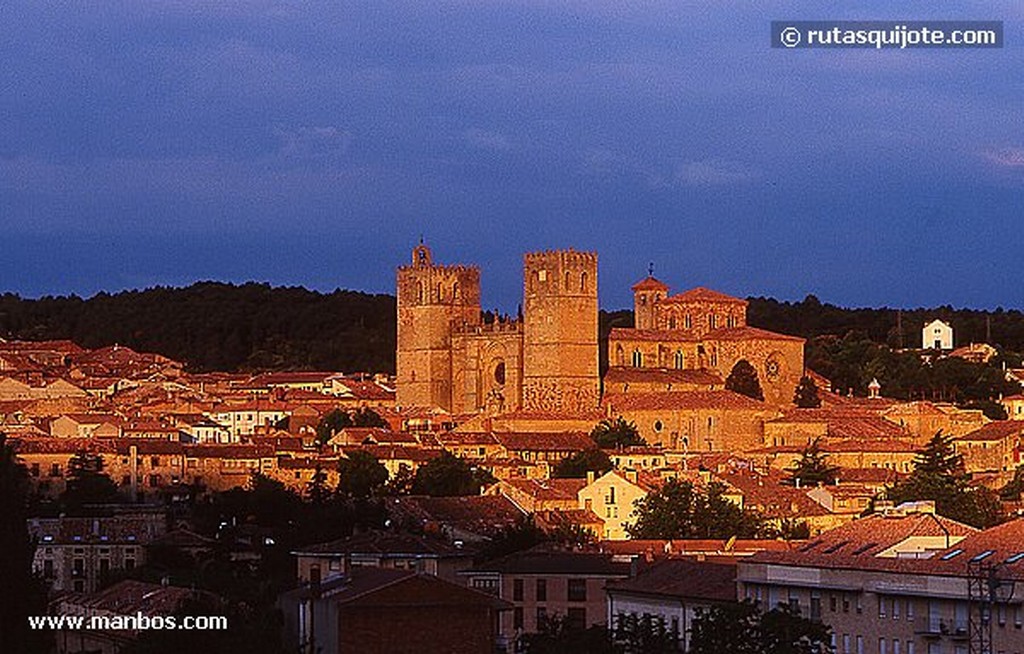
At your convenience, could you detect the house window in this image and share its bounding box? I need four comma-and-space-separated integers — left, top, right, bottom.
513, 607, 523, 629
568, 579, 587, 602
537, 607, 547, 627
580, 272, 587, 292
684, 314, 692, 329
606, 486, 616, 505
50, 463, 62, 477
567, 607, 586, 630
513, 579, 523, 602
654, 420, 663, 433
536, 579, 547, 602
30, 463, 39, 477
674, 351, 684, 369
632, 350, 643, 367
709, 314, 717, 329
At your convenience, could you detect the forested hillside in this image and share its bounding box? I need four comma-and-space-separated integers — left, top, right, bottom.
0, 283, 396, 373
2, 285, 1023, 384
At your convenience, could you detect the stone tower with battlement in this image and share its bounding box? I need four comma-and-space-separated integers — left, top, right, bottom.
396, 244, 481, 411
521, 249, 600, 413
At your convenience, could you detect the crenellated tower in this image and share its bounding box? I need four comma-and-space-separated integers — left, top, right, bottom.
396, 243, 481, 411
521, 249, 600, 412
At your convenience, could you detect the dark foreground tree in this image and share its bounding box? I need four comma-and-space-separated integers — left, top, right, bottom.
62, 450, 120, 510
793, 375, 822, 408
726, 360, 764, 401
784, 439, 839, 487
337, 450, 389, 499
689, 601, 831, 654
553, 448, 613, 479
412, 452, 494, 496
315, 409, 352, 446
889, 431, 1004, 528
591, 417, 645, 449
0, 433, 51, 654
628, 480, 764, 539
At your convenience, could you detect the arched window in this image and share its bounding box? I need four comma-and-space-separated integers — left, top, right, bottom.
673, 350, 684, 369
417, 282, 424, 304
437, 283, 443, 302
452, 281, 460, 301
684, 314, 692, 329
616, 345, 625, 367
708, 313, 717, 329
565, 271, 572, 291
709, 347, 718, 367
668, 316, 676, 329
580, 271, 588, 292
632, 349, 643, 368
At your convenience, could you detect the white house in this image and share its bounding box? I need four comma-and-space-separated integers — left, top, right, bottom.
922, 319, 953, 350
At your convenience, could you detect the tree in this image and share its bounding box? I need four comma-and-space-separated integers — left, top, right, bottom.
628, 480, 764, 539
889, 431, 1004, 528
792, 376, 822, 408
611, 613, 681, 653
759, 604, 832, 654
0, 433, 52, 654
688, 601, 761, 654
726, 360, 764, 401
520, 614, 615, 654
591, 417, 645, 449
62, 450, 120, 510
553, 448, 613, 479
337, 450, 389, 499
784, 439, 839, 487
688, 601, 831, 654
305, 462, 331, 505
412, 452, 493, 496
1000, 465, 1024, 501
315, 409, 352, 446
351, 407, 389, 428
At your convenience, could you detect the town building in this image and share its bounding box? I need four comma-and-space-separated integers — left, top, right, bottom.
923, 319, 954, 351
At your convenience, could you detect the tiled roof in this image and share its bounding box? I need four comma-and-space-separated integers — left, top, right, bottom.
392, 495, 526, 537
608, 328, 700, 343
292, 530, 466, 557
603, 367, 723, 386
603, 390, 773, 412
956, 421, 1024, 443
661, 287, 747, 305
70, 580, 210, 615
493, 431, 593, 452
607, 558, 737, 602
704, 326, 804, 343
469, 547, 632, 576
500, 477, 587, 502
630, 276, 670, 292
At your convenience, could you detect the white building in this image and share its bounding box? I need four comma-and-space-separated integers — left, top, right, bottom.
922, 319, 953, 350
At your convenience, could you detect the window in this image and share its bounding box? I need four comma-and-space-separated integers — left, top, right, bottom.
568, 578, 587, 602
606, 486, 616, 505
513, 579, 523, 601
151, 456, 160, 467
906, 599, 914, 620
536, 607, 547, 626
830, 595, 837, 612
50, 463, 61, 477
842, 595, 850, 613
513, 607, 523, 629
684, 314, 692, 329
565, 271, 571, 290
879, 596, 886, 618
72, 559, 84, 577
43, 560, 54, 579
580, 272, 587, 292
674, 350, 684, 369
632, 349, 643, 367
709, 314, 717, 329
567, 608, 586, 630
893, 639, 900, 654
536, 579, 547, 602
842, 634, 850, 654
856, 636, 863, 654
893, 597, 900, 619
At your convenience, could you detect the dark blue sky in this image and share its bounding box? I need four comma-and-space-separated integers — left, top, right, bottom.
2, 1, 1022, 310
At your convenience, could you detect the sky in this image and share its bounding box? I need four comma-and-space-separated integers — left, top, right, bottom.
1, 1, 1022, 311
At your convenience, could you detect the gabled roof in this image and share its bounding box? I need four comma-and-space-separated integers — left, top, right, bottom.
603, 390, 773, 412
631, 276, 669, 292
606, 558, 737, 602
661, 287, 747, 305
468, 547, 631, 576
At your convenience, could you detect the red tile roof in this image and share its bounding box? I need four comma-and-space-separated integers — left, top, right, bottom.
704, 326, 804, 343
630, 276, 670, 292
661, 287, 747, 305
607, 558, 737, 602
603, 366, 723, 386
603, 390, 773, 412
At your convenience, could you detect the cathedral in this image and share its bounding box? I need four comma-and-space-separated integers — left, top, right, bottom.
396, 243, 600, 414
395, 244, 804, 413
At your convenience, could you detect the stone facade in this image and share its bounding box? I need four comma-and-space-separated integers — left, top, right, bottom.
396, 244, 599, 415
610, 280, 805, 407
